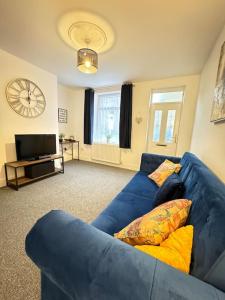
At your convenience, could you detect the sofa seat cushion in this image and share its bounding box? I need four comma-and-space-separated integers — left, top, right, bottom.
91, 191, 155, 235
122, 171, 158, 199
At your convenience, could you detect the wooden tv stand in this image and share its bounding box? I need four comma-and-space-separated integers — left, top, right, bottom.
5, 154, 64, 191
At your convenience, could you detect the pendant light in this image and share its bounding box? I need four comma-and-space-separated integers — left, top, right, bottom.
58, 11, 115, 75
77, 48, 98, 74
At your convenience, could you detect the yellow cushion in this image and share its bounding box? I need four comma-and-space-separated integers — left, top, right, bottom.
114, 199, 191, 246
135, 225, 194, 273
148, 159, 182, 187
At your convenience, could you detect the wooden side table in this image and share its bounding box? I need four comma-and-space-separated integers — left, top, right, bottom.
59, 140, 80, 160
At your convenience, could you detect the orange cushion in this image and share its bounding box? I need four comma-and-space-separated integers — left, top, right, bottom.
135, 225, 194, 273
114, 199, 191, 246
148, 159, 182, 187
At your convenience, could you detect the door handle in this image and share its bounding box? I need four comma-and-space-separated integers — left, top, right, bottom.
156, 143, 167, 147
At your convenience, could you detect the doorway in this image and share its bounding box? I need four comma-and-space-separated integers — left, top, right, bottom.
147, 89, 184, 156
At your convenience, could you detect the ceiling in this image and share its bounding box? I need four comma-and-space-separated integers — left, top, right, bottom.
0, 0, 225, 88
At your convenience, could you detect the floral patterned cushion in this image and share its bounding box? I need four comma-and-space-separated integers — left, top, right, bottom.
148, 159, 182, 187
114, 199, 191, 246
135, 225, 193, 273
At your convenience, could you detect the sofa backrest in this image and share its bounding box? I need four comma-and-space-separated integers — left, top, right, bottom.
179, 152, 225, 280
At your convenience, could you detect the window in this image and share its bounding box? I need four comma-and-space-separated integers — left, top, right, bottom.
152, 90, 184, 103
165, 110, 176, 143
152, 110, 162, 142
93, 91, 121, 145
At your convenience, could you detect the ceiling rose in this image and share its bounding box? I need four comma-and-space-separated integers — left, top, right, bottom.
68, 22, 107, 51
57, 10, 115, 53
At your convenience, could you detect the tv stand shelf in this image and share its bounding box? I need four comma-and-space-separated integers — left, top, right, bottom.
5, 154, 64, 191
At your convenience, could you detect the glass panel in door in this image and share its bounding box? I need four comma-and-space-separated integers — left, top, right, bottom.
152, 110, 162, 142
165, 110, 176, 143
148, 103, 182, 156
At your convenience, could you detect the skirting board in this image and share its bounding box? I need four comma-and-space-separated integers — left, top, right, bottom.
80, 155, 139, 171
0, 178, 6, 188
0, 159, 138, 188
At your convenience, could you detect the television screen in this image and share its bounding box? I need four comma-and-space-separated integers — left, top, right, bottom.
15, 134, 56, 160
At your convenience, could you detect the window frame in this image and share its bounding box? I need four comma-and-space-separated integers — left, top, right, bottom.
93, 90, 121, 145
151, 86, 185, 104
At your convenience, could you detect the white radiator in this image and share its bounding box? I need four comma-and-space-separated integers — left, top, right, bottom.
91, 144, 121, 164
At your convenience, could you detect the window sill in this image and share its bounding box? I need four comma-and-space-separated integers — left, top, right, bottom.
93, 143, 119, 146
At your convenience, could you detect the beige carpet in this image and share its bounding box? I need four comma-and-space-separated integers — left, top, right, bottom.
0, 160, 135, 300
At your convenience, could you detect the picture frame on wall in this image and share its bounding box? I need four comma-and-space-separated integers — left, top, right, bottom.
58, 108, 68, 123
211, 41, 225, 123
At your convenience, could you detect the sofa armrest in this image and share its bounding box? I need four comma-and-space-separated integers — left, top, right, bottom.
140, 153, 181, 173
26, 210, 224, 300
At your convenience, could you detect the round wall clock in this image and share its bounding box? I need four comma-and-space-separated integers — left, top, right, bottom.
6, 78, 46, 118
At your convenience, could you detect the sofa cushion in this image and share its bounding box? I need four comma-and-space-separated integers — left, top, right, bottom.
153, 173, 185, 207
148, 159, 182, 187
179, 152, 225, 282
122, 171, 158, 198
91, 191, 155, 235
135, 225, 194, 273
93, 170, 159, 236
114, 199, 192, 246
140, 153, 181, 173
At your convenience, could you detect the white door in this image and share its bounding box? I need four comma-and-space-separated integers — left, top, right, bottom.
148, 102, 182, 156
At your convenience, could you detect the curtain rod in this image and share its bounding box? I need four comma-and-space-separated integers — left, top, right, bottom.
86, 83, 135, 91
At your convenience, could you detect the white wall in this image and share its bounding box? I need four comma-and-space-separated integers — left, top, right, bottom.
57, 84, 81, 161
0, 51, 201, 187
191, 25, 225, 182
65, 74, 199, 171
0, 49, 58, 187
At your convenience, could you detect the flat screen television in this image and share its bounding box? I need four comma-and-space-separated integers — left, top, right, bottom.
15, 134, 56, 161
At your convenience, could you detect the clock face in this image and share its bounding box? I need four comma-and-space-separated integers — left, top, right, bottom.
6, 78, 46, 118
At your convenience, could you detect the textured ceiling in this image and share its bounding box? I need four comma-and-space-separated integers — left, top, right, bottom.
0, 0, 225, 88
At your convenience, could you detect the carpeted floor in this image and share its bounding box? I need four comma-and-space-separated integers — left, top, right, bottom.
0, 160, 135, 300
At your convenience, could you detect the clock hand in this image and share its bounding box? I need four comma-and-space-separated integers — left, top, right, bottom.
27, 90, 31, 104
20, 96, 29, 100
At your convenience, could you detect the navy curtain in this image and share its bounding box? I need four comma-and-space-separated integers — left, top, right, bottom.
119, 83, 133, 148
84, 88, 94, 145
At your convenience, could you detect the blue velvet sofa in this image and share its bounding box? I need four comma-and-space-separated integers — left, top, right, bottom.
26, 152, 225, 299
